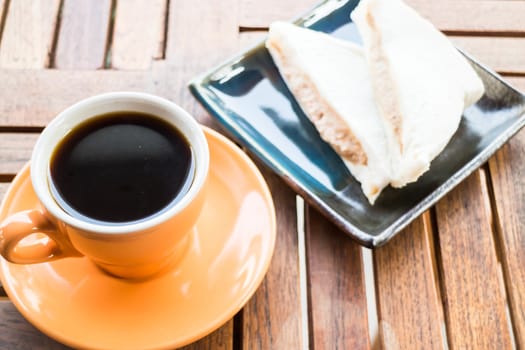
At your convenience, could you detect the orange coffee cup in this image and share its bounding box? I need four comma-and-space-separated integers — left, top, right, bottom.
0, 92, 209, 279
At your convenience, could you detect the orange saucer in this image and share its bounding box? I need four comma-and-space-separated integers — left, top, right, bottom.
0, 127, 276, 350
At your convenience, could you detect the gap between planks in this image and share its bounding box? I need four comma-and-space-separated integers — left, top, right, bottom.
46, 0, 64, 69
0, 0, 10, 47
362, 247, 379, 349
479, 167, 517, 349
482, 162, 520, 349
295, 197, 310, 350
104, 0, 117, 69
428, 207, 452, 350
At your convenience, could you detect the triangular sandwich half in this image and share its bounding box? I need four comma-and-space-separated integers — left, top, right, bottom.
351, 0, 485, 187
266, 22, 391, 204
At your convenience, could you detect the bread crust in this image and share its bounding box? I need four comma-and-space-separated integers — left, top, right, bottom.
365, 8, 404, 153
267, 40, 368, 166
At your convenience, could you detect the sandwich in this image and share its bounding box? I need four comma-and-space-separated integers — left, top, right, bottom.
351, 0, 485, 187
266, 22, 391, 204
265, 0, 485, 205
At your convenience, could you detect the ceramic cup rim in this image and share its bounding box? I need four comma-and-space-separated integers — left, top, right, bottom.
30, 92, 209, 235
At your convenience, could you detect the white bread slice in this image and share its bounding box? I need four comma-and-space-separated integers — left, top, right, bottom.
351, 0, 485, 187
266, 22, 390, 204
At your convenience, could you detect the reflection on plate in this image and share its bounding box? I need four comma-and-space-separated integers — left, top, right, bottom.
190, 0, 525, 247
0, 128, 276, 350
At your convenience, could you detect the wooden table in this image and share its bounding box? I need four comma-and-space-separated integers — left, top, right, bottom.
1, 0, 524, 349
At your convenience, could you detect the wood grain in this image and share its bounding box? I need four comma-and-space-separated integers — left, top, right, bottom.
0, 301, 72, 349
241, 169, 304, 349
0, 182, 9, 203
488, 130, 525, 348
306, 206, 370, 349
451, 36, 525, 75
435, 170, 512, 349
0, 53, 523, 129
239, 0, 525, 35
54, 0, 112, 69
161, 0, 240, 125
111, 0, 166, 69
374, 213, 445, 349
0, 0, 61, 68
406, 0, 525, 35
0, 64, 225, 128
238, 31, 266, 50
165, 0, 238, 62
239, 0, 318, 28
505, 77, 525, 94
0, 69, 154, 127
179, 320, 233, 350
0, 133, 37, 176
239, 3, 525, 78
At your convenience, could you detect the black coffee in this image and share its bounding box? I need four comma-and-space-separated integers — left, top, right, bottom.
50, 111, 194, 223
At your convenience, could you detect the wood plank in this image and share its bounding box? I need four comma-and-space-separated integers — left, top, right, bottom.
111, 0, 166, 70
239, 0, 525, 35
0, 182, 9, 203
0, 0, 61, 68
374, 213, 445, 349
505, 76, 525, 94
435, 170, 512, 349
179, 320, 233, 350
241, 170, 304, 349
0, 64, 224, 128
54, 0, 112, 69
161, 0, 240, 125
306, 206, 370, 349
238, 31, 266, 50
488, 130, 525, 348
0, 69, 154, 127
0, 54, 522, 129
0, 301, 72, 349
451, 36, 525, 75
0, 133, 38, 176
239, 0, 318, 28
165, 0, 239, 61
244, 31, 525, 76
166, 0, 238, 65
406, 0, 525, 35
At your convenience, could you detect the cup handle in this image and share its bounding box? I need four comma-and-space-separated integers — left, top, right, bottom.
0, 209, 82, 264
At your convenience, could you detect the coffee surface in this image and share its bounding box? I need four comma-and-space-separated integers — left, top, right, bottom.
50, 112, 194, 223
